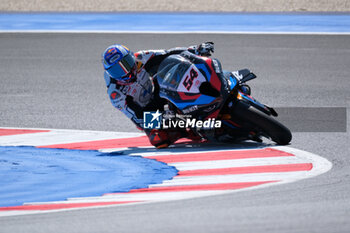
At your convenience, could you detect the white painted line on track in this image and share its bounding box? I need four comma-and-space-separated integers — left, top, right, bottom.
149, 171, 310, 187
0, 129, 143, 147
29, 190, 229, 204
1, 30, 350, 35
170, 156, 309, 171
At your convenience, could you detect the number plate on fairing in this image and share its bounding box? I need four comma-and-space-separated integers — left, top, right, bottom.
177, 65, 206, 93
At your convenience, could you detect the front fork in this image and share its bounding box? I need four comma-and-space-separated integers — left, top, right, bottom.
237, 91, 278, 117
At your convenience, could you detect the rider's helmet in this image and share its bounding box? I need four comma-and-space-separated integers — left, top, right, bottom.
102, 44, 136, 85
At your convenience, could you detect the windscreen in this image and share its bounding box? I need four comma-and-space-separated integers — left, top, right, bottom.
156, 55, 192, 90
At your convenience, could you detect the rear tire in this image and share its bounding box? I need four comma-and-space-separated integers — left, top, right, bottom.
232, 101, 292, 145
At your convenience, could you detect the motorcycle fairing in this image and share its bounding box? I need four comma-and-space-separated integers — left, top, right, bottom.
177, 64, 207, 94
156, 52, 228, 118
227, 69, 276, 116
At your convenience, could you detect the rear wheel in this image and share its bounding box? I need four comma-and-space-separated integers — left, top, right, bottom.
231, 101, 292, 145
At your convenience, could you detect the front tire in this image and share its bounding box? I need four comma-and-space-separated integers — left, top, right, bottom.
231, 101, 292, 145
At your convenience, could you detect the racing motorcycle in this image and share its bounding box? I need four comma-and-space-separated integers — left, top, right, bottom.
155, 51, 292, 145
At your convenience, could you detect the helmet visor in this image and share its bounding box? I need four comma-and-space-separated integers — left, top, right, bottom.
106, 53, 136, 79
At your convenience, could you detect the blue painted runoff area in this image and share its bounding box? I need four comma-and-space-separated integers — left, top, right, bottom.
0, 13, 349, 33
0, 146, 177, 207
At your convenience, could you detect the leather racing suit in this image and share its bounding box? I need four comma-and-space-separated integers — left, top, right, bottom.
103, 43, 214, 148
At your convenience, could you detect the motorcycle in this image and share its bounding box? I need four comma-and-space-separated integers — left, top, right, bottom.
155, 51, 292, 145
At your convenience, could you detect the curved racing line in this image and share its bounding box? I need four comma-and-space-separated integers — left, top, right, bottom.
0, 127, 332, 216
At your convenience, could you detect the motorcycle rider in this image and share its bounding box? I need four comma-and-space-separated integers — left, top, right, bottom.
102, 42, 215, 148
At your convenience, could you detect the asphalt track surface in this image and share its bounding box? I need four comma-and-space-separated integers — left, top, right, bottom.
0, 33, 349, 232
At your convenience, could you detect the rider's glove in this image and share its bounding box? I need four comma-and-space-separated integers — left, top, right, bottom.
196, 42, 214, 56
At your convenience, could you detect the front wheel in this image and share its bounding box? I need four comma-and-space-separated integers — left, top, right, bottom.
231, 101, 292, 145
